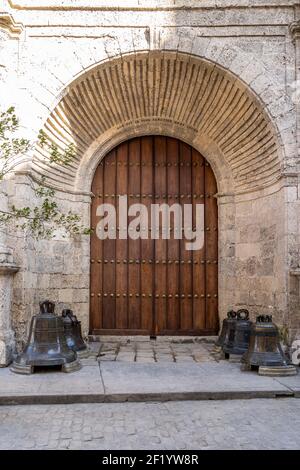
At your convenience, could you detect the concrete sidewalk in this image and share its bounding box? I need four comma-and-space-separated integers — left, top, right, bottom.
0, 358, 299, 405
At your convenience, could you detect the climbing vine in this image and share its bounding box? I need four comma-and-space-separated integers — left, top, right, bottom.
0, 107, 91, 238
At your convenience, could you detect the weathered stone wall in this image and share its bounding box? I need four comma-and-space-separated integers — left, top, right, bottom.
4, 174, 90, 349
2, 1, 296, 167
8, 178, 292, 349
0, 0, 300, 352
219, 187, 286, 320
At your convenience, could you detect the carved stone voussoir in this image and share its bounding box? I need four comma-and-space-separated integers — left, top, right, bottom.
290, 21, 300, 42
0, 245, 19, 272
0, 12, 23, 38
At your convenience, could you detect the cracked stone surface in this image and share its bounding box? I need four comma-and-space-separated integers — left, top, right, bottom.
0, 398, 300, 450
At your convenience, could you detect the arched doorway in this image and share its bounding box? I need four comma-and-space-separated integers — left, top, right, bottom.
30, 50, 284, 339
90, 136, 218, 336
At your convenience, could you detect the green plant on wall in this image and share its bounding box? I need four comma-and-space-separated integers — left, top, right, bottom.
0, 107, 91, 238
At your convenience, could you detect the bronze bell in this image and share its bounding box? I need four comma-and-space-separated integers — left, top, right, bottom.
242, 315, 297, 375
11, 300, 81, 375
62, 309, 88, 358
221, 310, 238, 354
223, 309, 252, 357
215, 310, 237, 349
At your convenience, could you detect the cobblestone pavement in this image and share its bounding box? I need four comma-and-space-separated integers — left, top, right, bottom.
91, 336, 218, 363
0, 398, 300, 450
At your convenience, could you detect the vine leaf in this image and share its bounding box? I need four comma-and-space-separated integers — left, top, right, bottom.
0, 107, 91, 239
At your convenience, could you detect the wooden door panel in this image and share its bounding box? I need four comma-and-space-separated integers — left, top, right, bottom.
205, 163, 219, 331
90, 136, 218, 335
179, 141, 193, 331
166, 137, 180, 331
102, 151, 116, 330
140, 136, 154, 332
90, 163, 103, 332
127, 139, 141, 330
115, 142, 128, 330
154, 136, 167, 334
192, 149, 206, 330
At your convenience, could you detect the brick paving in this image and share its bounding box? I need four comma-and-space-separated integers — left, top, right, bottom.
0, 398, 300, 450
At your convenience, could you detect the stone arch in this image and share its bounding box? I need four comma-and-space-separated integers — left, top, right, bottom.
76, 121, 232, 196
32, 50, 283, 195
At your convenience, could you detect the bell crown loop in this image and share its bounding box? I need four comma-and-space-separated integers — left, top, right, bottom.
227, 310, 237, 319
62, 309, 73, 317
237, 309, 249, 320
62, 308, 78, 324
257, 314, 273, 323
39, 300, 55, 315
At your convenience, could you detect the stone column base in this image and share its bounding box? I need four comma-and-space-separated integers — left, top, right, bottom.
0, 331, 15, 367
0, 246, 20, 367
76, 348, 89, 359
11, 358, 82, 375
258, 365, 298, 377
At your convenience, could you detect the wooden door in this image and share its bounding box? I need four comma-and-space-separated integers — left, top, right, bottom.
90, 136, 218, 335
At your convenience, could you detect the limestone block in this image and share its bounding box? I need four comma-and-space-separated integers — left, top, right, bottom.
72, 289, 89, 303
287, 205, 298, 234
58, 288, 74, 304
286, 187, 298, 203
238, 225, 261, 244
236, 243, 261, 260
274, 109, 296, 132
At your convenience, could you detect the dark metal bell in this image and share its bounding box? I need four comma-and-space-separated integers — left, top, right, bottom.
11, 300, 81, 375
215, 310, 237, 348
223, 309, 252, 356
221, 310, 238, 353
62, 309, 88, 358
242, 315, 289, 369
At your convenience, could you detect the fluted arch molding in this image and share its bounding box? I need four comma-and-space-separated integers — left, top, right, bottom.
32, 50, 283, 196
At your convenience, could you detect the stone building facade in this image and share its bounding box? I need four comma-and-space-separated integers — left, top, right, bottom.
1, 0, 300, 365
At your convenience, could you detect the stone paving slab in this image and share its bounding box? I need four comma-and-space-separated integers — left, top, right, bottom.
100, 361, 297, 401
272, 375, 300, 397
1, 340, 299, 405
0, 364, 105, 405
0, 359, 298, 406
97, 336, 218, 363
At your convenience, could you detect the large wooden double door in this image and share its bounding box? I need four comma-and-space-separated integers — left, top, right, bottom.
90, 136, 218, 335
